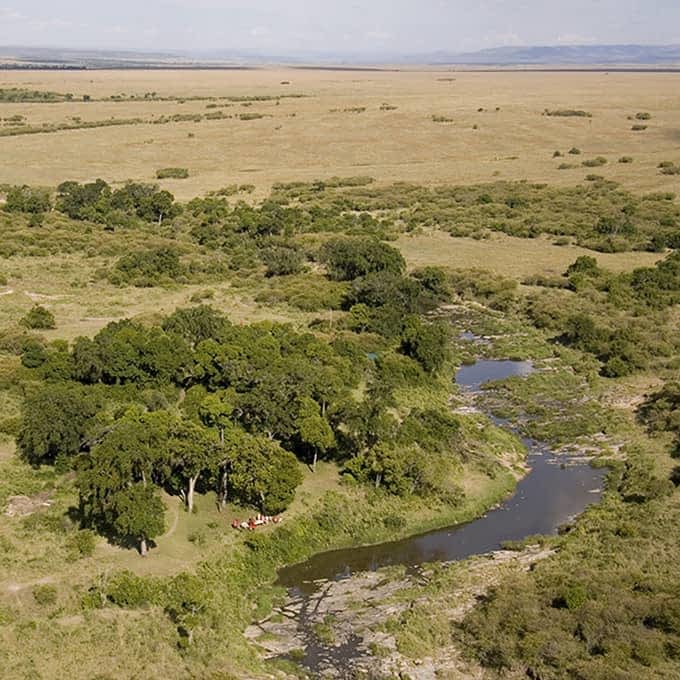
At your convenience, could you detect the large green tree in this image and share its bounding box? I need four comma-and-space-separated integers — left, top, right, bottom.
17, 384, 103, 465
111, 484, 165, 556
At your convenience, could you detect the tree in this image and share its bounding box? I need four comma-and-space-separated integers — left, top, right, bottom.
20, 305, 55, 329
71, 337, 103, 383
110, 247, 185, 287
162, 305, 230, 347
228, 434, 302, 513
18, 384, 102, 465
165, 420, 218, 514
400, 316, 450, 373
56, 179, 111, 220
198, 390, 240, 507
319, 237, 405, 281
346, 304, 371, 332
296, 397, 335, 471
165, 573, 209, 645
111, 484, 165, 556
20, 338, 48, 369
4, 185, 51, 214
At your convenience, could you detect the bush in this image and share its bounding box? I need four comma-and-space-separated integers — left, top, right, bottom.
631, 124, 648, 131
106, 571, 163, 607
20, 305, 55, 329
568, 147, 582, 155
260, 245, 307, 277
109, 247, 185, 287
4, 185, 51, 214
32, 584, 58, 606
66, 530, 97, 559
319, 237, 405, 281
618, 156, 634, 164
635, 112, 652, 120
544, 109, 592, 118
156, 167, 189, 179
582, 157, 607, 168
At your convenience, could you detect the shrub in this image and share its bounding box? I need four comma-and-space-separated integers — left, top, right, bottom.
659, 163, 680, 176
631, 124, 648, 131
109, 247, 185, 287
618, 156, 634, 164
156, 167, 189, 180
544, 109, 592, 118
568, 147, 582, 155
635, 112, 652, 120
582, 157, 607, 168
32, 584, 58, 606
65, 530, 97, 559
260, 245, 307, 277
20, 305, 55, 329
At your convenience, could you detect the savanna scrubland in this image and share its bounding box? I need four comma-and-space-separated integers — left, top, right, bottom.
0, 68, 678, 679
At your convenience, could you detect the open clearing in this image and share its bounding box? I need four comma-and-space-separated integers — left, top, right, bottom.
1, 69, 679, 199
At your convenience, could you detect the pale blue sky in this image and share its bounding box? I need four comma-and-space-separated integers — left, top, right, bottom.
0, 1, 678, 54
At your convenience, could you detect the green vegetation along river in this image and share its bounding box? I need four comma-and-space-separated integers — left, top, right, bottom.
273, 359, 607, 675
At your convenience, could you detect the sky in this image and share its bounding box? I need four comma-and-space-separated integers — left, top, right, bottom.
1, 0, 679, 55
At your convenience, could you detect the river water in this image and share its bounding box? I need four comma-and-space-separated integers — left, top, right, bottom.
278, 359, 606, 593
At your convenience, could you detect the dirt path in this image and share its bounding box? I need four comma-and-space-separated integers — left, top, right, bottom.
161, 504, 180, 540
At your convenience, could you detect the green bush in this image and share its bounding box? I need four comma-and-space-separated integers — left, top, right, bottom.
156, 167, 189, 179
544, 109, 592, 118
4, 185, 51, 214
20, 305, 55, 329
582, 156, 607, 168
65, 530, 97, 559
109, 247, 185, 287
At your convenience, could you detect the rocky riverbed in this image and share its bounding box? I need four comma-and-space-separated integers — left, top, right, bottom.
246, 546, 553, 678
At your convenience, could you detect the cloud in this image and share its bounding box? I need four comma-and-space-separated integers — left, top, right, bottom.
0, 6, 26, 20
556, 33, 599, 45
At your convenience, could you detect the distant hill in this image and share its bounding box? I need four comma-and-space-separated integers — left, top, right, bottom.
1, 43, 680, 69
423, 44, 680, 66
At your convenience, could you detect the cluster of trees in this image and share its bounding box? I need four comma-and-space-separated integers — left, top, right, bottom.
56, 179, 179, 225
3, 185, 52, 216
524, 253, 679, 377
269, 178, 680, 252
17, 299, 460, 554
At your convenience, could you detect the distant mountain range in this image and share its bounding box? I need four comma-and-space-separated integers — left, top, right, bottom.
422, 44, 680, 65
1, 44, 680, 69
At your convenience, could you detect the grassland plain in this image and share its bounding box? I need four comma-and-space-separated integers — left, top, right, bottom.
1, 69, 680, 199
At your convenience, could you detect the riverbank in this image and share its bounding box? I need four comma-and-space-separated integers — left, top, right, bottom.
248, 545, 555, 678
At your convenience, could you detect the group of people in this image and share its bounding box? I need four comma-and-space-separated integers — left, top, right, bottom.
231, 514, 282, 531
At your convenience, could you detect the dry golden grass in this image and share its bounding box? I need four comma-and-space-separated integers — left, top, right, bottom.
0, 253, 313, 343
0, 69, 679, 199
398, 231, 663, 279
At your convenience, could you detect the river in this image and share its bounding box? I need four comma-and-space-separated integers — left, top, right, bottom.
264, 359, 606, 676
278, 359, 605, 594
